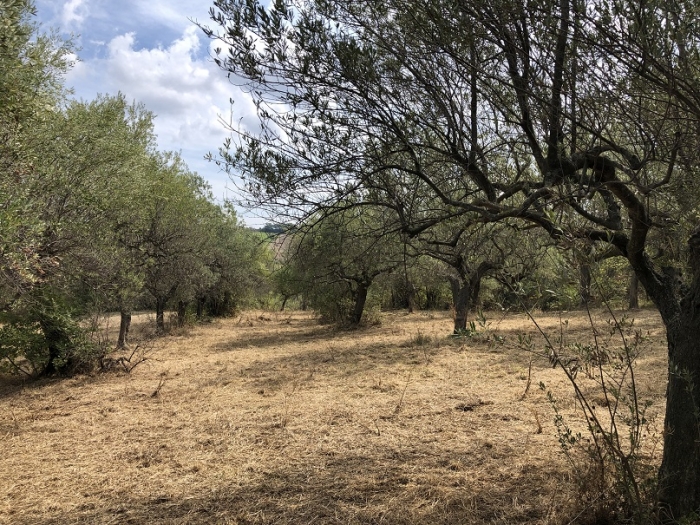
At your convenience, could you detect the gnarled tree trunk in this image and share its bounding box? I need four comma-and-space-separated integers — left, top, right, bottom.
450, 277, 472, 333
654, 226, 700, 520
659, 310, 700, 520
449, 261, 491, 333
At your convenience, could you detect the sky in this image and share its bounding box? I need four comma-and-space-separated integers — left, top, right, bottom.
34, 0, 265, 226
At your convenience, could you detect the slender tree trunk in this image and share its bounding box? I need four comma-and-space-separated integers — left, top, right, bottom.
155, 297, 166, 333
221, 291, 232, 316
350, 280, 370, 325
196, 296, 206, 319
627, 272, 639, 310
177, 300, 187, 327
579, 261, 592, 306
280, 295, 288, 312
117, 310, 131, 349
406, 279, 417, 313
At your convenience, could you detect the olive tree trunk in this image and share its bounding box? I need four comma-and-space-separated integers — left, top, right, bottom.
659, 310, 700, 520
155, 297, 167, 333
656, 227, 700, 519
39, 317, 72, 376
349, 279, 371, 325
450, 278, 473, 333
627, 272, 639, 310
448, 261, 493, 333
579, 261, 592, 306
634, 226, 700, 520
117, 310, 131, 349
177, 300, 187, 327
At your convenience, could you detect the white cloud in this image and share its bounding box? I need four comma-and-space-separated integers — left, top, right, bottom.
44, 2, 266, 224
61, 0, 88, 27
64, 23, 262, 221
99, 26, 256, 151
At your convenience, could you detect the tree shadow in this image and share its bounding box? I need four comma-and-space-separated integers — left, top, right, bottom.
0, 374, 61, 400
235, 331, 443, 393
212, 323, 336, 352
30, 450, 576, 525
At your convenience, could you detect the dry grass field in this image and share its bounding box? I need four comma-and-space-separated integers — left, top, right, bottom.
0, 308, 668, 524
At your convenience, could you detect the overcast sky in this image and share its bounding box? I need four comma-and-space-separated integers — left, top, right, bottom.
34, 0, 265, 226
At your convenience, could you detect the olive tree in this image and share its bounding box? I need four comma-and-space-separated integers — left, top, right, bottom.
281, 206, 402, 325
0, 0, 72, 312
204, 0, 700, 517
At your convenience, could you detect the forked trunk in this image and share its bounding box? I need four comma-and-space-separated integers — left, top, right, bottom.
450, 270, 484, 333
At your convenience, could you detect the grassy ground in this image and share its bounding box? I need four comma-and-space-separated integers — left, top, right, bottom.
0, 308, 667, 524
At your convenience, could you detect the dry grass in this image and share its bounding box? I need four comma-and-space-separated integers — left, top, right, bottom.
0, 308, 667, 524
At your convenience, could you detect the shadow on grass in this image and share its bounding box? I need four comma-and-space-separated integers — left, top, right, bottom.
212, 323, 336, 352
0, 374, 64, 400
30, 451, 578, 525
236, 333, 445, 393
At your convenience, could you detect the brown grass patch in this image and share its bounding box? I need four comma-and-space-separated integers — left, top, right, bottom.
0, 308, 667, 524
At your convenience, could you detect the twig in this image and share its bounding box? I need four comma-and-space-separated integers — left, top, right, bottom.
394, 369, 413, 414
520, 356, 534, 400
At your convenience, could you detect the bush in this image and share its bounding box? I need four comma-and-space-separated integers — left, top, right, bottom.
0, 299, 103, 377
527, 310, 658, 523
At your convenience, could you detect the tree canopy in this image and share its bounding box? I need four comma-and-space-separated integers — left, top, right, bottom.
203, 0, 700, 518
0, 1, 269, 376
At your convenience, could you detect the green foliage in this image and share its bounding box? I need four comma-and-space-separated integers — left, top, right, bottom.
0, 294, 102, 376
277, 206, 402, 325
0, 4, 267, 373
197, 212, 272, 317
0, 0, 72, 311
0, 319, 46, 376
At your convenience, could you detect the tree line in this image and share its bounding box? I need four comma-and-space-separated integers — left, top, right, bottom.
0, 1, 268, 377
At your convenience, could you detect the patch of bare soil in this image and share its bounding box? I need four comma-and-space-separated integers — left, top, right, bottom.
0, 308, 667, 524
